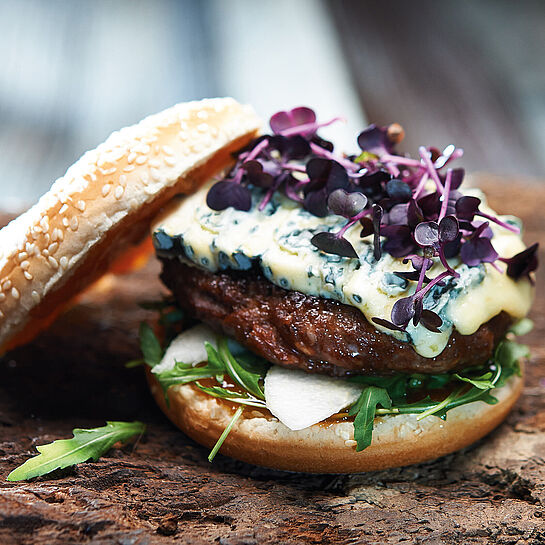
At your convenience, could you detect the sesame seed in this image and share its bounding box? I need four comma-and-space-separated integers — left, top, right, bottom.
101, 167, 117, 175
2, 280, 12, 290
62, 218, 69, 227
127, 152, 137, 164
180, 121, 188, 130
178, 132, 188, 141
24, 271, 33, 281
20, 260, 30, 270
11, 287, 19, 300
134, 144, 151, 154
149, 158, 160, 168
115, 186, 125, 199
31, 290, 40, 303
197, 110, 209, 120
150, 168, 162, 182
164, 156, 176, 167
197, 123, 209, 133
123, 165, 135, 172
56, 229, 64, 241
162, 145, 174, 156
76, 200, 86, 212
0, 310, 3, 318
344, 439, 357, 447
129, 197, 139, 209
102, 184, 112, 197
48, 256, 59, 269
60, 256, 68, 269
48, 242, 58, 254
70, 217, 79, 231
90, 173, 97, 182
0, 293, 5, 302
119, 174, 127, 186
42, 249, 49, 257
135, 155, 147, 165
18, 252, 28, 261
59, 204, 69, 214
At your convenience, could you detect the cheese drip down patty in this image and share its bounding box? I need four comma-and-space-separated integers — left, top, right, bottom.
153, 181, 533, 359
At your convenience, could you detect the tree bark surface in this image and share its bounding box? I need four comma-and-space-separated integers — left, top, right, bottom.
0, 177, 544, 545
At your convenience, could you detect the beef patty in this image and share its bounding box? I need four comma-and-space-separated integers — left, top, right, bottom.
160, 259, 511, 376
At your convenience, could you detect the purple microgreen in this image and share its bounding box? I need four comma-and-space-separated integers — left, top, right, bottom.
391, 296, 416, 326
412, 297, 424, 326
372, 204, 383, 260
357, 124, 403, 156
407, 199, 424, 227
371, 317, 406, 332
455, 195, 480, 220
434, 145, 463, 169
381, 225, 415, 257
268, 134, 311, 160
309, 142, 359, 172
418, 191, 441, 220
241, 137, 269, 163
303, 189, 329, 217
500, 243, 539, 282
412, 172, 429, 200
360, 217, 374, 237
306, 158, 349, 192
438, 169, 453, 222
414, 221, 439, 247
311, 232, 358, 259
475, 209, 520, 234
386, 179, 412, 202
420, 310, 443, 333
242, 160, 275, 188
270, 107, 316, 136
380, 154, 421, 169
279, 116, 343, 138
206, 181, 252, 211
438, 215, 459, 243
418, 146, 444, 195
448, 168, 465, 189
460, 222, 499, 267
328, 189, 368, 218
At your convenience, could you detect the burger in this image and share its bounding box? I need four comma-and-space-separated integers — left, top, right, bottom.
0, 98, 537, 474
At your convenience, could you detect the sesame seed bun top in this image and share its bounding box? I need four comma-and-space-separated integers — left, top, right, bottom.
0, 98, 261, 352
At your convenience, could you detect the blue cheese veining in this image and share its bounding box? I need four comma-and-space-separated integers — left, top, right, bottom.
153, 181, 533, 358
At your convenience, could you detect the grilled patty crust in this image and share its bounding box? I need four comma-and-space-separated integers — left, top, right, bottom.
161, 259, 511, 376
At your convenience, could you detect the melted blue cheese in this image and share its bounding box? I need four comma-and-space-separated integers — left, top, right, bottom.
153, 182, 533, 358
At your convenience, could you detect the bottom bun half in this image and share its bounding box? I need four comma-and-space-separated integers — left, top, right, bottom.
147, 367, 523, 474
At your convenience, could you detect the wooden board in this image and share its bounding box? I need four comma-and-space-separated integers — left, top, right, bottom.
1, 177, 544, 544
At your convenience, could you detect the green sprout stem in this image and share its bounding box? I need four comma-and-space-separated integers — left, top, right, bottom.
208, 406, 245, 462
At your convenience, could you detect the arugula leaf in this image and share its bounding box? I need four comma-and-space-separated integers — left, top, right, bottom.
7, 421, 145, 482
139, 322, 163, 367
155, 362, 221, 396
349, 386, 392, 451
195, 383, 267, 408
208, 406, 244, 462
508, 318, 534, 337
217, 338, 267, 400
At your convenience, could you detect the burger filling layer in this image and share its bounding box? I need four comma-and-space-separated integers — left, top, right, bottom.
153, 182, 532, 359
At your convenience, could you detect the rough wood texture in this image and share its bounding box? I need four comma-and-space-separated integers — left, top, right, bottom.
1, 177, 544, 544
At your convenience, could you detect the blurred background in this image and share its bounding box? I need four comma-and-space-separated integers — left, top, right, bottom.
1, 0, 544, 210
